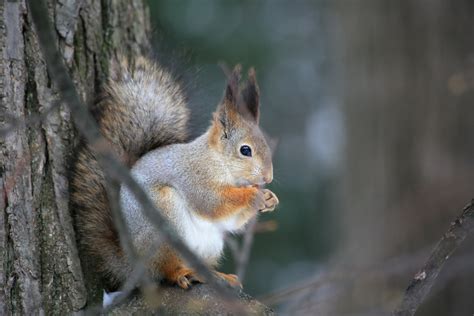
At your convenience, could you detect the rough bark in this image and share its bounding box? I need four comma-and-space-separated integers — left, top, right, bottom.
109, 286, 274, 315
1, 0, 149, 313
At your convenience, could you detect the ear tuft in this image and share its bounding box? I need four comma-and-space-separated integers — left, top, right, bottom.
242, 67, 260, 123
248, 67, 257, 84
225, 64, 242, 103
212, 64, 243, 140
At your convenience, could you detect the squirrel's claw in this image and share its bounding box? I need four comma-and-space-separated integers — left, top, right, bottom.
215, 271, 243, 289
167, 268, 203, 289
177, 275, 191, 289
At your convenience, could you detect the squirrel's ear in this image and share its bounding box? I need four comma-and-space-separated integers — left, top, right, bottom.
224, 64, 241, 105
241, 68, 260, 124
211, 65, 242, 141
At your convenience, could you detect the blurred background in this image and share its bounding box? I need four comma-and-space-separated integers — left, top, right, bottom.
148, 1, 474, 315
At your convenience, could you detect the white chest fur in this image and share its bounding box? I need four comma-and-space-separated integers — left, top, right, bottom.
163, 187, 242, 265
181, 212, 225, 263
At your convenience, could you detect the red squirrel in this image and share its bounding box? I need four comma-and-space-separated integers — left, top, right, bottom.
71, 56, 279, 290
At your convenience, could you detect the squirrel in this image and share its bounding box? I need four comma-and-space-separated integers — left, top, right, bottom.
70, 55, 279, 291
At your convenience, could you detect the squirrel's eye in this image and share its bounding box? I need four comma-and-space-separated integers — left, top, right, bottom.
240, 145, 252, 157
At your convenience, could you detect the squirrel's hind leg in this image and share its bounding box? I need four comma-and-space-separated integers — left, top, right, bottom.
148, 245, 242, 289
149, 245, 204, 289
136, 186, 204, 289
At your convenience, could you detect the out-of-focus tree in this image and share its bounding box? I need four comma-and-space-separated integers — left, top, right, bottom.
302, 1, 474, 314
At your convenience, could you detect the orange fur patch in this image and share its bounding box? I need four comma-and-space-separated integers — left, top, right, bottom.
151, 246, 202, 289
149, 246, 181, 278
206, 185, 258, 220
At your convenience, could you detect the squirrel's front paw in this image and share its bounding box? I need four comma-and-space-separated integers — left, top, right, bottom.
260, 189, 279, 212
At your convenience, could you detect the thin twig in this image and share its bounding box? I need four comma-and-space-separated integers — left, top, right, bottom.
225, 236, 240, 264
281, 252, 474, 315
99, 176, 151, 311
104, 177, 140, 267
261, 247, 474, 311
393, 199, 474, 316
225, 218, 276, 283
27, 0, 242, 310
86, 233, 164, 313
0, 99, 61, 137
260, 247, 431, 306
236, 216, 258, 280
101, 256, 148, 313
254, 220, 278, 234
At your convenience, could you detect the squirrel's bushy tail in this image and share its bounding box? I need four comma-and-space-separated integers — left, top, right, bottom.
70, 56, 189, 289
95, 56, 190, 165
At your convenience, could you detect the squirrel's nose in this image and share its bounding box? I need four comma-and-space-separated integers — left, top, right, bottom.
262, 163, 273, 184
263, 170, 273, 184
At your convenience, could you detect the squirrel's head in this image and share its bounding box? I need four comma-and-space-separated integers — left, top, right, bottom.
209, 65, 273, 187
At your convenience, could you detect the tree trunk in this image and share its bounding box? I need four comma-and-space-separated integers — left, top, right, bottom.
0, 0, 149, 314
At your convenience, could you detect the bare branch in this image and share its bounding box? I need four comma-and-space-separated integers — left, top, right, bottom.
226, 236, 240, 264
260, 247, 431, 306
99, 177, 151, 311
393, 199, 474, 316
261, 248, 474, 312
236, 216, 258, 280
225, 218, 276, 283
254, 220, 278, 234
0, 99, 61, 137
